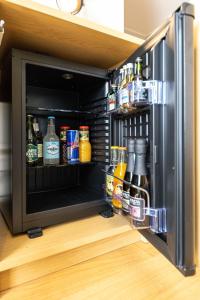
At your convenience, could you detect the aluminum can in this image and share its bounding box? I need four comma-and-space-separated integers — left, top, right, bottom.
67, 130, 79, 162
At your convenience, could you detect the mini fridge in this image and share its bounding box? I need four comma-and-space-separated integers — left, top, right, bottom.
0, 3, 195, 276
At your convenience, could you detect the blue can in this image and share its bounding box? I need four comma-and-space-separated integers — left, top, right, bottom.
67, 130, 79, 162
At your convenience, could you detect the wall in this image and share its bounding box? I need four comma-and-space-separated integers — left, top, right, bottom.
125, 0, 183, 38
33, 0, 124, 32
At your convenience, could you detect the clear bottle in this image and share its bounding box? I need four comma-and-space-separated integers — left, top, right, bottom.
107, 80, 117, 112
106, 146, 119, 201
26, 115, 38, 166
123, 62, 134, 111
118, 67, 125, 110
134, 57, 147, 105
112, 147, 127, 210
43, 116, 60, 165
120, 65, 129, 111
33, 117, 43, 166
129, 138, 149, 228
122, 139, 135, 213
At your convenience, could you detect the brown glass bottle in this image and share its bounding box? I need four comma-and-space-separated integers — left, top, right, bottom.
129, 138, 149, 228
26, 115, 38, 166
33, 117, 43, 166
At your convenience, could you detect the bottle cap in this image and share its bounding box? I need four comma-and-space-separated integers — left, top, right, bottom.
127, 138, 135, 153
127, 63, 134, 69
48, 116, 55, 119
135, 57, 142, 63
79, 126, 89, 130
27, 114, 33, 118
134, 138, 147, 155
60, 125, 70, 130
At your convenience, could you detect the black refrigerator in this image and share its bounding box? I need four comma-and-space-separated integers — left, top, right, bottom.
0, 3, 195, 276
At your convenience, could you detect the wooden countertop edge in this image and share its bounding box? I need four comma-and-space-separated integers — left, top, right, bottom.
0, 0, 144, 46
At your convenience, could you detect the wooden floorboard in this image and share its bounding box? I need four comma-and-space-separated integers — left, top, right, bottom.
1, 242, 200, 300
0, 230, 139, 292
0, 213, 137, 272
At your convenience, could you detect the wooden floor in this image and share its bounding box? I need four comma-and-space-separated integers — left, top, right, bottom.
1, 241, 200, 300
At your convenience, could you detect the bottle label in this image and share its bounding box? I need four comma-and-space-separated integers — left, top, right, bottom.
106, 174, 114, 196
60, 130, 67, 142
33, 123, 39, 132
128, 82, 134, 104
79, 131, 89, 141
26, 144, 38, 163
61, 143, 68, 163
113, 183, 123, 200
37, 143, 43, 158
44, 141, 59, 159
122, 190, 130, 211
121, 88, 129, 105
129, 196, 145, 221
108, 94, 116, 111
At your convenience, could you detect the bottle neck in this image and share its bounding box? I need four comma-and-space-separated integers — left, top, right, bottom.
47, 123, 56, 135
33, 122, 39, 133
134, 154, 147, 176
127, 152, 135, 172
118, 150, 126, 164
110, 148, 118, 166
135, 62, 143, 80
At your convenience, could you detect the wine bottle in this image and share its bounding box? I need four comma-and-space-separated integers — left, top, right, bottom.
122, 139, 135, 213
129, 138, 149, 228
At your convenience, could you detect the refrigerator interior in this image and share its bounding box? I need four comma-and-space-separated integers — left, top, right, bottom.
25, 63, 109, 214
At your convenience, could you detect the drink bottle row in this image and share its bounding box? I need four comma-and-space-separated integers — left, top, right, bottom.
107, 57, 162, 113
106, 138, 149, 228
26, 115, 92, 166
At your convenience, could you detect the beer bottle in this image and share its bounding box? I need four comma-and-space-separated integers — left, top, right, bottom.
112, 147, 127, 211
43, 116, 60, 166
129, 138, 149, 228
26, 115, 38, 166
106, 146, 119, 201
33, 117, 43, 166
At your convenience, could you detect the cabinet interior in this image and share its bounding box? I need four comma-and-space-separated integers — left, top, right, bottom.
25, 63, 109, 214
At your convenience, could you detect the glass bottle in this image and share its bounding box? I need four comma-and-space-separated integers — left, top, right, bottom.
107, 80, 117, 112
33, 117, 43, 166
79, 126, 92, 163
43, 116, 60, 165
134, 57, 147, 105
129, 138, 149, 228
112, 147, 127, 210
123, 62, 134, 111
122, 139, 135, 213
120, 65, 129, 111
106, 146, 119, 201
60, 125, 70, 164
26, 115, 38, 166
117, 68, 125, 110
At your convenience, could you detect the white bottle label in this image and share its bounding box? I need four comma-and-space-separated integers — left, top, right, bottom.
129, 197, 145, 221
44, 141, 59, 159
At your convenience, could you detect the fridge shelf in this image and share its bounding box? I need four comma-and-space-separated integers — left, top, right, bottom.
102, 170, 167, 234
27, 161, 96, 170
105, 106, 151, 118
26, 106, 97, 117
